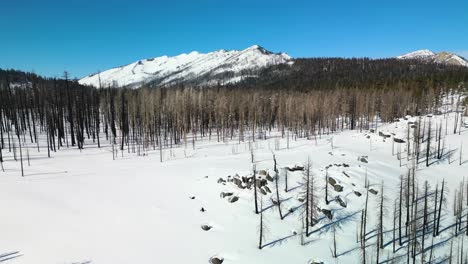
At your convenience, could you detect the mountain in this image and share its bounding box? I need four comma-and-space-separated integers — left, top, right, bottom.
397, 49, 468, 67
79, 45, 292, 88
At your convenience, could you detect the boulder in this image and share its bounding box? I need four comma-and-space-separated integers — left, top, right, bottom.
321, 209, 333, 220
228, 196, 239, 203
354, 191, 362, 197
220, 192, 233, 198
255, 178, 267, 187
210, 257, 224, 264
266, 174, 274, 182
358, 156, 368, 163
217, 178, 226, 184
201, 224, 212, 231
394, 138, 405, 143
328, 177, 337, 186
333, 184, 343, 192
232, 177, 243, 187
287, 165, 304, 172
369, 188, 378, 195
336, 196, 347, 208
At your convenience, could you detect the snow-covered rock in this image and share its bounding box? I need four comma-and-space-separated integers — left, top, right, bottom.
397, 49, 468, 67
79, 45, 292, 88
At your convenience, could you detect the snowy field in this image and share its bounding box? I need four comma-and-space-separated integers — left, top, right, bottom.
0, 110, 467, 263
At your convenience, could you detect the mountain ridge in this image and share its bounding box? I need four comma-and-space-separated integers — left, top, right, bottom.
397, 49, 468, 67
79, 45, 292, 88
79, 47, 468, 89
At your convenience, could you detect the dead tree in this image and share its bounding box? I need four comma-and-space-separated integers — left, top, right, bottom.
426, 119, 432, 167
258, 195, 264, 249
253, 165, 259, 214
436, 179, 445, 236
273, 154, 283, 220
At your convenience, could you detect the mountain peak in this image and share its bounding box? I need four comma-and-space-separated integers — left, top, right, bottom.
397, 49, 468, 67
79, 45, 292, 88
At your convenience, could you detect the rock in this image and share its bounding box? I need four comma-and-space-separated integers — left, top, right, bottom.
209, 257, 224, 264
358, 156, 368, 163
228, 196, 239, 203
255, 178, 267, 187
369, 189, 378, 195
328, 177, 337, 186
342, 163, 350, 167
354, 191, 362, 197
298, 197, 305, 202
232, 177, 242, 187
370, 129, 375, 133
379, 131, 391, 138
217, 178, 226, 184
263, 186, 272, 193
333, 184, 343, 192
189, 196, 196, 200
259, 188, 267, 195
220, 192, 233, 198
336, 196, 347, 208
394, 138, 405, 143
258, 170, 267, 176
266, 174, 274, 182
201, 224, 212, 231
200, 207, 206, 212
287, 165, 304, 172
271, 198, 279, 205
352, 183, 356, 186
321, 209, 333, 220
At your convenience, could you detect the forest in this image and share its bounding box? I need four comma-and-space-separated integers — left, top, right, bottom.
1, 58, 468, 161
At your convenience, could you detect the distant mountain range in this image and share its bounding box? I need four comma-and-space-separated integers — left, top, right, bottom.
79, 46, 468, 89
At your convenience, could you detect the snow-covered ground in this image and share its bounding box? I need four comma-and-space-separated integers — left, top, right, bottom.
0, 110, 467, 263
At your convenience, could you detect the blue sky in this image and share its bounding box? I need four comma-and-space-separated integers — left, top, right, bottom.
1, 0, 467, 79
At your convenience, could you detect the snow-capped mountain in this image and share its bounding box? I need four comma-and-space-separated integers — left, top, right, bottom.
397, 49, 468, 67
79, 45, 292, 88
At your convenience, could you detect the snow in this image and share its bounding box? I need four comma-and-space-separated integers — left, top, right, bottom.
397, 49, 468, 67
78, 45, 292, 88
0, 97, 467, 263
397, 49, 435, 59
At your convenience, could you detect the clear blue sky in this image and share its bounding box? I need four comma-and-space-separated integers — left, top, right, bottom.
1, 0, 467, 79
